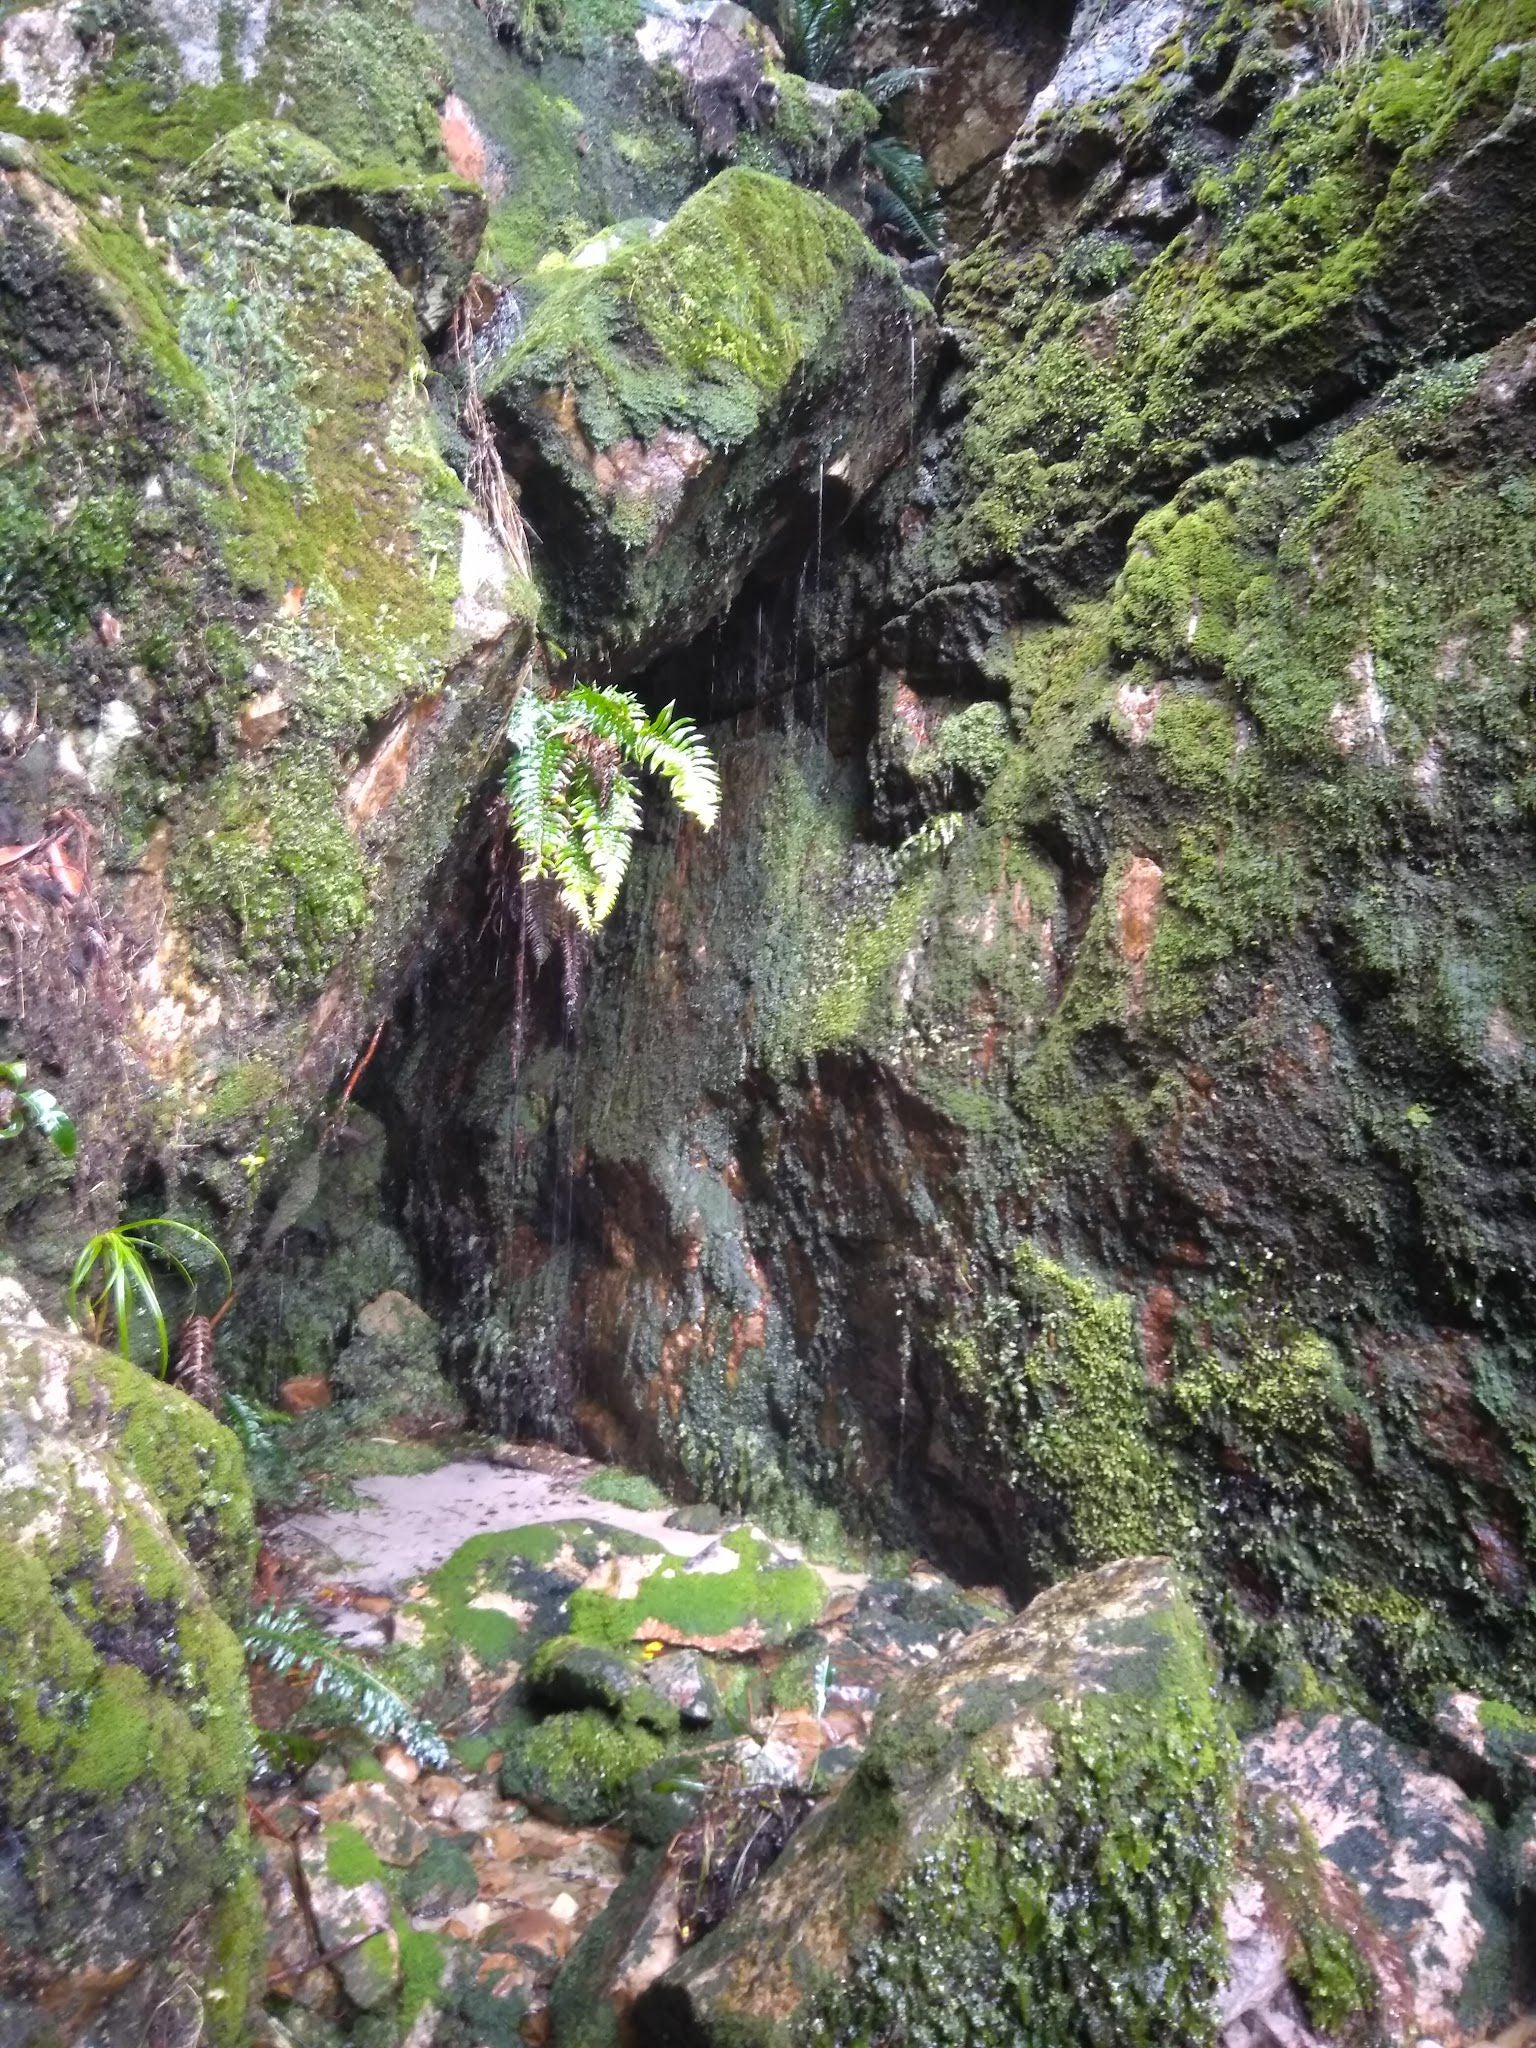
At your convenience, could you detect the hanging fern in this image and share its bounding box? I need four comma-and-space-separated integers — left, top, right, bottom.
505, 685, 720, 931
243, 1603, 450, 1768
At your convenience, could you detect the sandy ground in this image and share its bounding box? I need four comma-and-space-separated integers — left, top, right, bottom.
276, 1458, 719, 1594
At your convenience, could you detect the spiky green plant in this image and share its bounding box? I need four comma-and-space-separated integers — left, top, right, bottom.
860, 64, 934, 106
68, 1219, 230, 1375
0, 1060, 75, 1158
243, 1604, 449, 1767
505, 685, 720, 931
867, 136, 945, 252
773, 0, 859, 78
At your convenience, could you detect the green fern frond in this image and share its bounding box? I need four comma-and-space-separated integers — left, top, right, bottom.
243, 1604, 449, 1768
859, 64, 934, 105
782, 0, 858, 77
504, 685, 720, 930
633, 704, 722, 829
867, 136, 945, 252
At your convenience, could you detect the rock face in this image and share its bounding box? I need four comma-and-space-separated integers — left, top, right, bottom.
387, 0, 1536, 1735
485, 167, 939, 672
635, 1557, 1235, 2045
0, 1321, 260, 2044
1239, 1714, 1517, 2043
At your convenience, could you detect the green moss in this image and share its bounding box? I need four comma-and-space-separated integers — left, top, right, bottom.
201, 1059, 285, 1129
581, 1466, 670, 1510
205, 1862, 266, 2048
259, 0, 448, 171
178, 118, 342, 211
172, 756, 369, 998
943, 0, 1536, 589
0, 466, 137, 652
489, 168, 891, 453
812, 1594, 1235, 2046
397, 1918, 446, 2023
498, 1706, 665, 1824
85, 1351, 256, 1610
1244, 1792, 1376, 2035
946, 1246, 1191, 1571
325, 1818, 388, 1888
328, 1438, 449, 1484
1174, 1330, 1350, 1442
567, 1529, 824, 1647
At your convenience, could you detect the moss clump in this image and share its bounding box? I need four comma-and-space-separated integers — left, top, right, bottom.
1174, 1330, 1350, 1443
0, 466, 137, 652
178, 119, 342, 213
567, 1528, 825, 1647
816, 1692, 1233, 2046
498, 1706, 665, 1824
172, 756, 369, 998
581, 1466, 670, 1510
325, 1818, 389, 1888
0, 1331, 259, 2012
81, 1350, 257, 1610
942, 0, 1536, 591
488, 168, 892, 452
946, 1246, 1190, 1571
259, 0, 449, 171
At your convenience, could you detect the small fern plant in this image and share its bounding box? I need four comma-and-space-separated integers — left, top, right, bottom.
505, 684, 720, 931
243, 1604, 449, 1768
68, 1219, 230, 1376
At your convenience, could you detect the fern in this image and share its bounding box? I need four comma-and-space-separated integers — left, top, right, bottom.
243, 1603, 449, 1768
776, 0, 859, 77
859, 64, 934, 105
224, 1392, 298, 1506
867, 137, 945, 253
897, 809, 964, 867
505, 686, 720, 931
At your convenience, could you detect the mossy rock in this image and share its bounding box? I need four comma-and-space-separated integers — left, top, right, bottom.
637, 1558, 1235, 2046
498, 1706, 667, 1824
0, 1322, 260, 2043
331, 1289, 464, 1436
485, 166, 937, 670
293, 170, 489, 336
525, 1633, 680, 1733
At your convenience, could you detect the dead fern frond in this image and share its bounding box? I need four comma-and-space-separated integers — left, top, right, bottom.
173, 1313, 219, 1411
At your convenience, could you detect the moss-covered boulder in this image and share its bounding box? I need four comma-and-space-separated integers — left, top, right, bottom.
485, 166, 937, 669
0, 0, 532, 1282
0, 1321, 260, 2045
634, 1557, 1235, 2046
293, 169, 488, 335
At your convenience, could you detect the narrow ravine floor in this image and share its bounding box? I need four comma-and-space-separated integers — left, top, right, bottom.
255, 1450, 1002, 2044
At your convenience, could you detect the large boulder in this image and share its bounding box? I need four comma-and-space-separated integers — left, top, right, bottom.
633, 1557, 1235, 2045
1236, 1713, 1519, 2044
0, 1321, 261, 2044
484, 167, 939, 671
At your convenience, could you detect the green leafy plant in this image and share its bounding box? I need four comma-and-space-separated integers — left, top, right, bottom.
773, 0, 858, 78
867, 136, 945, 252
896, 809, 964, 867
0, 1060, 75, 1158
505, 684, 720, 931
68, 1219, 231, 1375
224, 1390, 299, 1505
243, 1604, 450, 1768
860, 64, 934, 106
